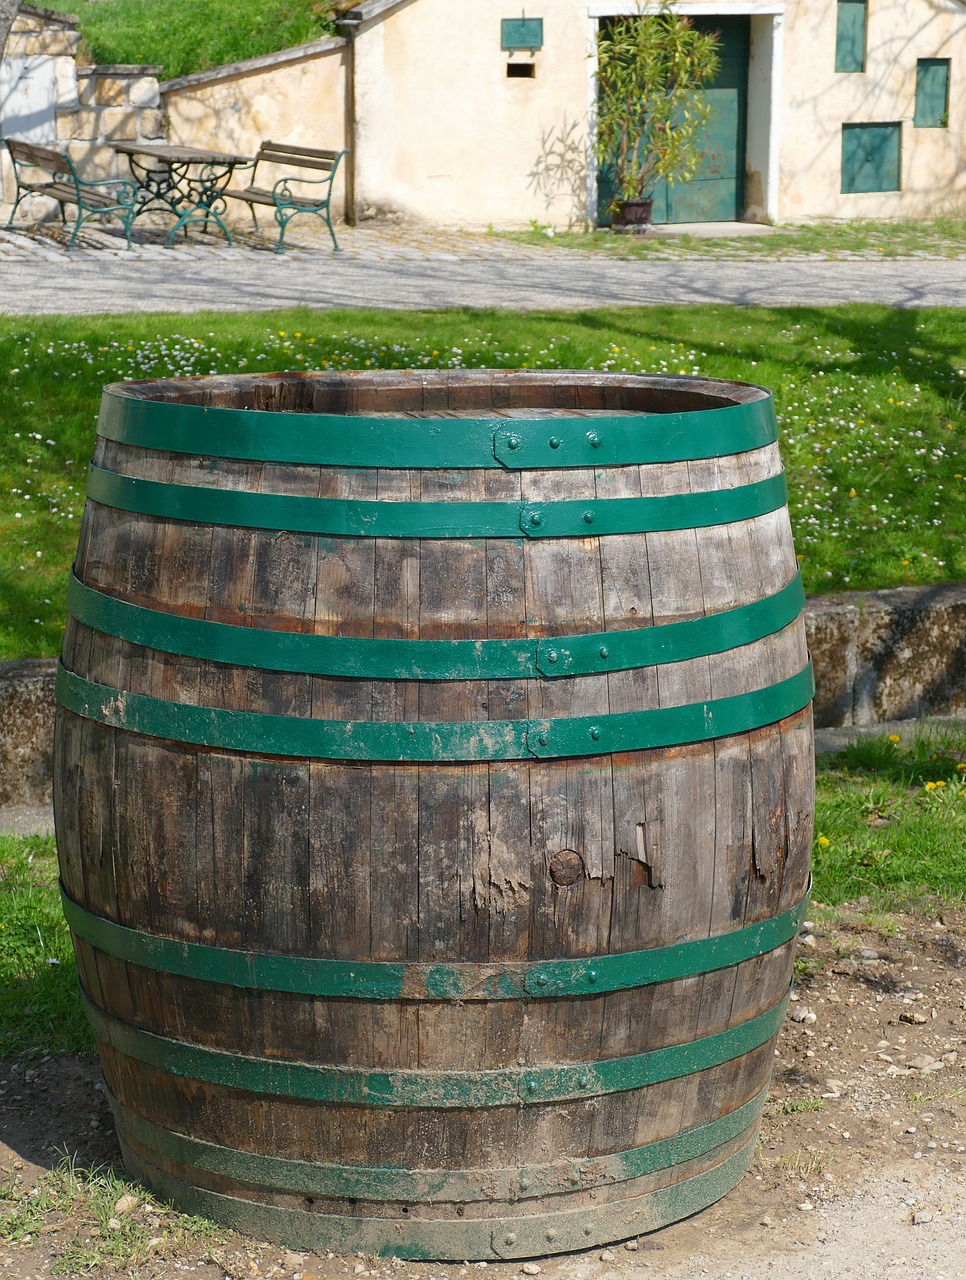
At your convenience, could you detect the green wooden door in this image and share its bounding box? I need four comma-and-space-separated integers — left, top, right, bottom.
597, 16, 750, 225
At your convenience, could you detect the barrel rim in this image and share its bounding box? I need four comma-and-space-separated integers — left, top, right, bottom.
96, 369, 778, 469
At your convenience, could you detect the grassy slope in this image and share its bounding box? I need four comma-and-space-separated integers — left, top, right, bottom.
2, 305, 965, 660
60, 0, 334, 81
500, 215, 966, 259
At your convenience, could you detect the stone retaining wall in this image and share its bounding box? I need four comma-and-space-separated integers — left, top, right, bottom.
0, 660, 57, 807
58, 66, 166, 179
806, 583, 966, 729
1, 6, 165, 212
5, 583, 966, 807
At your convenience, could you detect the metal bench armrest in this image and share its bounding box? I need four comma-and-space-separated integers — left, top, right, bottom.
77, 177, 140, 208
271, 173, 334, 206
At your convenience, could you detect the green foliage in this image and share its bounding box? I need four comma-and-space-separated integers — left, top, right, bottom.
62, 0, 335, 81
595, 5, 720, 208
813, 727, 966, 908
2, 305, 966, 658
0, 834, 92, 1058
793, 952, 825, 980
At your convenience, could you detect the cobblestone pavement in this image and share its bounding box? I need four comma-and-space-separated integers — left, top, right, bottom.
1, 219, 965, 312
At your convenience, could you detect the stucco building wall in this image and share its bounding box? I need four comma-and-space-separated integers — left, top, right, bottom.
779, 0, 966, 220
162, 41, 348, 158
152, 0, 966, 230
351, 0, 593, 227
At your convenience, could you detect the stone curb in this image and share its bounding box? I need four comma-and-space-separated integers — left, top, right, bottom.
805, 582, 966, 728
4, 583, 966, 807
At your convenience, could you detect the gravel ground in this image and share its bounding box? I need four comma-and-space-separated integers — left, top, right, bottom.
0, 221, 965, 313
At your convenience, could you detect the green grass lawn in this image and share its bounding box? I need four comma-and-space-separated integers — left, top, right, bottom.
2, 305, 964, 661
59, 0, 334, 81
501, 214, 966, 260
0, 834, 91, 1058
813, 728, 966, 908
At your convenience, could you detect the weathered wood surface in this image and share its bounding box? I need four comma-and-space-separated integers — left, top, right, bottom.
56, 370, 813, 1257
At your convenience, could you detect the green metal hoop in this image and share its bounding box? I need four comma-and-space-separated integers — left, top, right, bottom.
118, 1133, 758, 1259
62, 884, 808, 1001
85, 989, 789, 1108
56, 662, 814, 762
109, 1082, 768, 1204
85, 464, 789, 539
66, 572, 805, 681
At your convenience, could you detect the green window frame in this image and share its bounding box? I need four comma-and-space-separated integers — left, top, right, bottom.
841, 123, 901, 194
914, 59, 950, 128
835, 0, 867, 73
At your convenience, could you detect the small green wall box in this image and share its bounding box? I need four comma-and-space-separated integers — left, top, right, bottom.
501, 16, 543, 52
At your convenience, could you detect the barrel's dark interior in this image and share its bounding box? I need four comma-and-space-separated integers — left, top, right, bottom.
111, 369, 767, 415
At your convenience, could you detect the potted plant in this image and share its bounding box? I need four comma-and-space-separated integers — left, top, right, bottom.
594, 4, 720, 231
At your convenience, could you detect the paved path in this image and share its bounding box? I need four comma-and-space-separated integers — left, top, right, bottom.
1, 223, 964, 312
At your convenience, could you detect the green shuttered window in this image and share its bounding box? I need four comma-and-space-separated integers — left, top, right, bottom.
841, 123, 901, 194
835, 0, 867, 73
915, 59, 950, 128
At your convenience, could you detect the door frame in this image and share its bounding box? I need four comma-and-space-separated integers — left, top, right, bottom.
585, 1, 785, 225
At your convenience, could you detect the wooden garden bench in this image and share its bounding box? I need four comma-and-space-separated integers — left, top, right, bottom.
224, 141, 347, 252
5, 139, 138, 249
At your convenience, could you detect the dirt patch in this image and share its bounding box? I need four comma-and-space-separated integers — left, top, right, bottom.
1, 906, 964, 1280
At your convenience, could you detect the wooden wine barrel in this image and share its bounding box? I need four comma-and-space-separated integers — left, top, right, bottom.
54, 369, 814, 1260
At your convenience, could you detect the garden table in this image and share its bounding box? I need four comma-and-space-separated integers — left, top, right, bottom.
113, 142, 251, 246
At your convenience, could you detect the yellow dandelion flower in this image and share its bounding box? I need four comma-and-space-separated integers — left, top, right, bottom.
817, 836, 830, 847
925, 781, 938, 791
888, 734, 901, 743
849, 488, 858, 497
902, 559, 910, 566
956, 763, 966, 772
